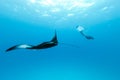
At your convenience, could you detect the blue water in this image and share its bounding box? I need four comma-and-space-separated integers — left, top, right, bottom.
0, 0, 120, 80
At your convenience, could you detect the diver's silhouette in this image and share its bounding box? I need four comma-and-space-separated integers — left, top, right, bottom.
6, 31, 58, 52
76, 25, 94, 40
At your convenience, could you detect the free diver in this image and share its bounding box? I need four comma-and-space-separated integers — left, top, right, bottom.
76, 25, 94, 40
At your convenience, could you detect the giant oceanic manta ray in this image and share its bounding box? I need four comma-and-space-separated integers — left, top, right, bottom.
6, 31, 58, 52
76, 25, 94, 40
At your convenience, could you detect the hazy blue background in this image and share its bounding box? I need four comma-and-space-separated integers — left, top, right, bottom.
0, 0, 120, 80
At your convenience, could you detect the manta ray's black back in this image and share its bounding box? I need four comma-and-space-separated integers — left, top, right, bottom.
29, 30, 58, 49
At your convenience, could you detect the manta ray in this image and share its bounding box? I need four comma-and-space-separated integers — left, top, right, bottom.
6, 31, 58, 52
76, 25, 94, 40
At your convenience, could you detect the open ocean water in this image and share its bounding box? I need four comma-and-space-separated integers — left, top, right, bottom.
0, 0, 120, 80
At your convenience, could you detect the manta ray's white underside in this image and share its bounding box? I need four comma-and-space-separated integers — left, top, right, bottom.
18, 44, 32, 48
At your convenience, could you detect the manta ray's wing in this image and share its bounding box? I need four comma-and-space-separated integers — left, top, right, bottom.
6, 45, 18, 52
36, 30, 58, 46
34, 31, 58, 49
6, 44, 33, 52
50, 31, 58, 43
